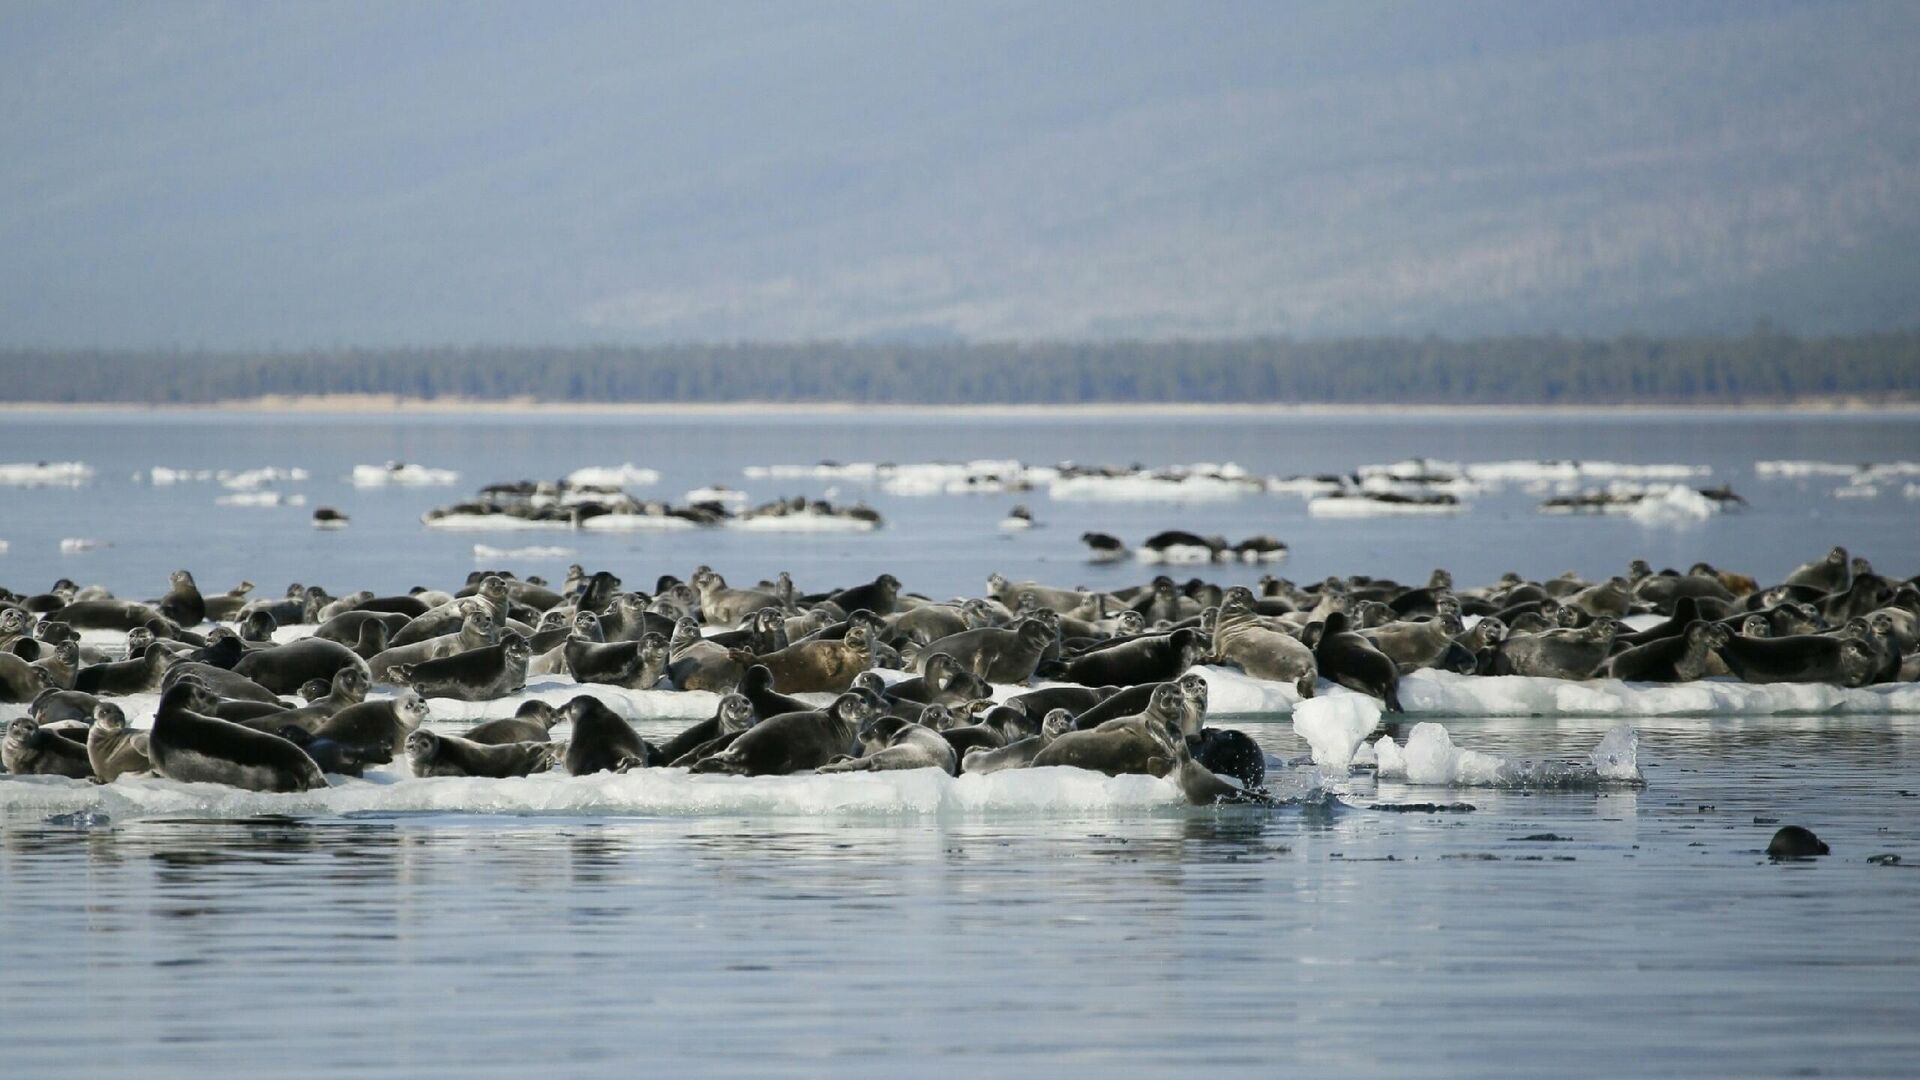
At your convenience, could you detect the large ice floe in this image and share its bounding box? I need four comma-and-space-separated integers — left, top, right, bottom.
565, 464, 661, 487
0, 461, 95, 486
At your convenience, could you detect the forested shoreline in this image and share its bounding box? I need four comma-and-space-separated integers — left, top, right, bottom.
3, 330, 1916, 406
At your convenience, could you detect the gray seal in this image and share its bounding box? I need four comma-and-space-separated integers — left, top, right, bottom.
74, 643, 173, 697
561, 695, 652, 774
406, 729, 557, 779
728, 624, 874, 695
1031, 683, 1187, 776
1603, 621, 1728, 683
390, 634, 532, 701
463, 701, 562, 745
312, 691, 432, 758
816, 715, 957, 774
1052, 627, 1208, 688
653, 694, 756, 765
4, 716, 94, 778
1490, 620, 1618, 680
1717, 632, 1879, 687
961, 708, 1076, 774
233, 637, 370, 696
911, 620, 1054, 684
688, 692, 882, 776
148, 682, 326, 792
565, 630, 669, 690
1211, 593, 1315, 682
86, 703, 152, 782
1310, 612, 1403, 712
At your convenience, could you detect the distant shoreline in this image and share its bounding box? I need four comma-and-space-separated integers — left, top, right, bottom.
0, 393, 1916, 417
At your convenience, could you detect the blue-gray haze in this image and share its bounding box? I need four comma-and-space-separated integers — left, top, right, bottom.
2, 0, 1917, 347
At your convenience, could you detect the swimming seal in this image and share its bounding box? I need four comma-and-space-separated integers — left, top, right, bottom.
1767, 825, 1829, 859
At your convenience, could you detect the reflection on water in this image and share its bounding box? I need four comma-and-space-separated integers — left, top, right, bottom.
3, 715, 1918, 1077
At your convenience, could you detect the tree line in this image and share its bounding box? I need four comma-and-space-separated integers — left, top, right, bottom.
2, 330, 1916, 406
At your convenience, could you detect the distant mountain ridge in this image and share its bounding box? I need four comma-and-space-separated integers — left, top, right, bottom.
4, 331, 1915, 406
0, 2, 1915, 347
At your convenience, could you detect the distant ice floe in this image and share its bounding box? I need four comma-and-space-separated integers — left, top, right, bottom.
471, 544, 578, 560
1049, 465, 1262, 502
216, 491, 306, 507
352, 462, 461, 487
729, 511, 880, 533
565, 464, 660, 487
1307, 493, 1464, 517
428, 513, 574, 531
0, 540, 9, 555
1756, 460, 1920, 481
1372, 722, 1640, 787
685, 486, 749, 507
59, 538, 107, 553
578, 513, 702, 531
147, 466, 309, 489
0, 461, 94, 487
1462, 459, 1709, 483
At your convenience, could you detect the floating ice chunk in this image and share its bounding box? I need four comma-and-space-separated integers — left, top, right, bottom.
1371, 723, 1642, 787
216, 491, 306, 507
1833, 484, 1878, 499
1307, 495, 1463, 517
1190, 665, 1305, 715
218, 467, 308, 490
729, 514, 878, 532
1627, 484, 1715, 524
1465, 460, 1709, 483
685, 486, 749, 507
1756, 460, 1920, 481
59, 538, 107, 553
1048, 473, 1254, 501
0, 461, 94, 486
1372, 734, 1404, 777
1291, 694, 1381, 773
579, 513, 700, 531
0, 540, 7, 555
148, 466, 213, 484
353, 462, 460, 487
425, 513, 572, 531
472, 544, 577, 560
566, 464, 659, 487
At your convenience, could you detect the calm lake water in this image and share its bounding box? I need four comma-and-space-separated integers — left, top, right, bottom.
2, 407, 1918, 1077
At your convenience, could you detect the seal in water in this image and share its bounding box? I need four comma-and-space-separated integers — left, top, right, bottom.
148, 682, 326, 792
406, 729, 557, 779
1767, 825, 1829, 858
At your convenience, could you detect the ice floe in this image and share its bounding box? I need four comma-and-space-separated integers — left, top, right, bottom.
352, 462, 461, 487
565, 464, 660, 487
1372, 722, 1641, 787
0, 461, 94, 486
472, 544, 578, 560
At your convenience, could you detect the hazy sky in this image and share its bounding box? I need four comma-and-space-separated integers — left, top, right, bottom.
2, 0, 1915, 346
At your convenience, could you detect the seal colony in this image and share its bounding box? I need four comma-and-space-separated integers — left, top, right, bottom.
2, 546, 1915, 803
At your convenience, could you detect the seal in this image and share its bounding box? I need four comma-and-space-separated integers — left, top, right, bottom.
85, 702, 152, 782
148, 681, 327, 792
312, 691, 432, 758
1489, 620, 1618, 680
463, 701, 562, 745
880, 653, 994, 708
691, 571, 785, 629
652, 694, 757, 765
390, 633, 531, 702
387, 577, 515, 647
1717, 632, 1879, 687
1360, 612, 1466, 674
1310, 612, 1404, 712
961, 708, 1076, 774
3, 716, 94, 778
688, 691, 881, 776
160, 659, 282, 704
29, 688, 103, 726
666, 617, 744, 692
1191, 727, 1266, 791
201, 580, 257, 622
246, 666, 372, 735
0, 649, 50, 703
1048, 627, 1207, 688
1005, 685, 1116, 719
561, 695, 652, 774
737, 664, 818, 721
1211, 594, 1315, 682
406, 729, 558, 779
368, 607, 497, 681
566, 630, 669, 690
1783, 546, 1850, 593
74, 643, 173, 696
816, 715, 957, 774
158, 570, 206, 626
39, 599, 159, 632
1603, 621, 1728, 682
1767, 825, 1829, 858
729, 624, 874, 694
233, 637, 370, 696
912, 619, 1054, 684
1031, 682, 1187, 776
